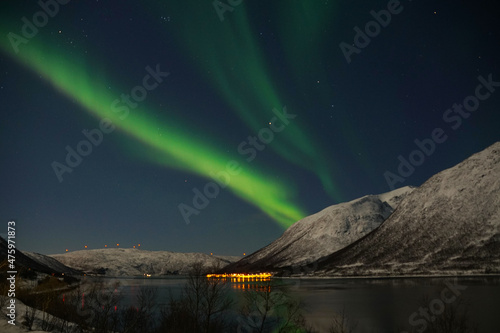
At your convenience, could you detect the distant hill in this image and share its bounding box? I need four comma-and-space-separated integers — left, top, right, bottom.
51, 248, 241, 276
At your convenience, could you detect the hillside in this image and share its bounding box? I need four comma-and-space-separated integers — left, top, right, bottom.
225, 186, 413, 272
0, 237, 80, 276
312, 142, 500, 276
51, 248, 241, 276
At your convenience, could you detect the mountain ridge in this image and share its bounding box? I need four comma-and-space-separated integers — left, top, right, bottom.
312, 141, 500, 276
226, 142, 500, 277
0, 237, 80, 276
50, 248, 241, 276
224, 186, 414, 272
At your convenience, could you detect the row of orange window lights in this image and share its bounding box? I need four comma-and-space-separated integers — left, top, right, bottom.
206, 273, 272, 278
65, 244, 141, 252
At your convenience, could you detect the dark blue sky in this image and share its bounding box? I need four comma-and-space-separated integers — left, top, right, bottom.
1, 0, 499, 255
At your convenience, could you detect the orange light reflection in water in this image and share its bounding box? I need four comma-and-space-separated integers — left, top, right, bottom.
231, 283, 272, 292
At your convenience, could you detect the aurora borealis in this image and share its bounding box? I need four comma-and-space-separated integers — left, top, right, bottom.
0, 35, 306, 228
1, 0, 499, 255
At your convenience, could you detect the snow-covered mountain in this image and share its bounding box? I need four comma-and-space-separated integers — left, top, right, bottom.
24, 251, 83, 275
50, 248, 241, 276
0, 237, 80, 276
225, 186, 413, 272
312, 142, 500, 276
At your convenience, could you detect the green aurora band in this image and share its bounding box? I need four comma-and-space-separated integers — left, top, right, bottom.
159, 1, 343, 202
276, 2, 372, 178
0, 32, 306, 228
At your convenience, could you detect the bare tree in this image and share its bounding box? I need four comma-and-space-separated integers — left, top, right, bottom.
121, 286, 158, 333
80, 279, 122, 333
158, 262, 233, 333
240, 282, 277, 333
23, 303, 37, 330
422, 298, 478, 333
157, 296, 193, 333
400, 295, 479, 333
239, 280, 306, 333
185, 262, 206, 332
328, 307, 357, 333
202, 275, 233, 332
39, 291, 58, 331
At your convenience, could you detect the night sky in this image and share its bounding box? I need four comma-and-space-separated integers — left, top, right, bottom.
1, 0, 499, 256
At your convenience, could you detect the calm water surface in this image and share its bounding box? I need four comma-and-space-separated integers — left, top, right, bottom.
103, 276, 500, 333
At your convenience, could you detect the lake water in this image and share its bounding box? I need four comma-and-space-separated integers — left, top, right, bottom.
98, 276, 500, 333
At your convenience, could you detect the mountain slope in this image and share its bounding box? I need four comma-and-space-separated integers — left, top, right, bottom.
24, 251, 83, 275
0, 237, 80, 276
313, 142, 500, 276
51, 248, 241, 276
225, 186, 413, 272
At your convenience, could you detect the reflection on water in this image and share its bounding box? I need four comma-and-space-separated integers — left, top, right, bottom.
291, 276, 500, 333
61, 282, 122, 313
230, 282, 272, 292
101, 276, 500, 333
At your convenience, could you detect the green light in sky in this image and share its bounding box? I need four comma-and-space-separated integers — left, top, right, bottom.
276, 1, 372, 176
0, 31, 306, 228
159, 1, 344, 202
